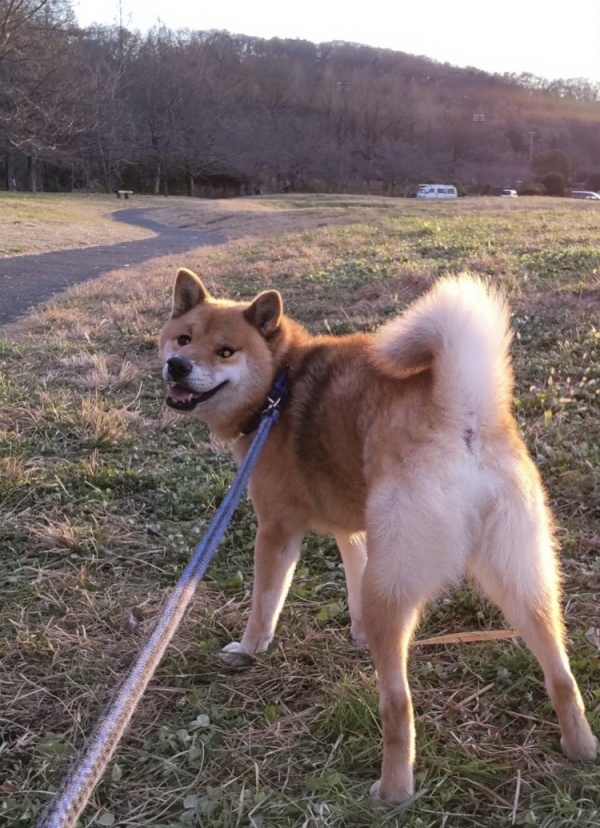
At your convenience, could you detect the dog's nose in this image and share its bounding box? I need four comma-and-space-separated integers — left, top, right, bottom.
167, 356, 193, 380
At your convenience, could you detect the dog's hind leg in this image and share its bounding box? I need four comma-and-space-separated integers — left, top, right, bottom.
363, 475, 469, 803
334, 532, 368, 646
469, 489, 598, 762
221, 524, 305, 667
362, 582, 420, 804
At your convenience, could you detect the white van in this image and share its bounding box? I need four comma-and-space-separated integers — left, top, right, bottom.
416, 184, 458, 199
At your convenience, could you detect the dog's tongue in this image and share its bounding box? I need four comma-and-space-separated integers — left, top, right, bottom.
168, 385, 193, 402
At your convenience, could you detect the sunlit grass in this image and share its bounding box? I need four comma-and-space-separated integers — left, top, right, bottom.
1, 195, 599, 826
0, 192, 155, 256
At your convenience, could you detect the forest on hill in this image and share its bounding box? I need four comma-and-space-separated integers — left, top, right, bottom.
3, 0, 600, 196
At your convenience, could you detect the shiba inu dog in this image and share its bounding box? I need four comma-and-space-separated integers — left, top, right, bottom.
159, 268, 597, 803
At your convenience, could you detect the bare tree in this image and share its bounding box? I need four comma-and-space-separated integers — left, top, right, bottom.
3, 20, 599, 195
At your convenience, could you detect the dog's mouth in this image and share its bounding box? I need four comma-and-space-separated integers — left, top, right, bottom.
166, 380, 228, 411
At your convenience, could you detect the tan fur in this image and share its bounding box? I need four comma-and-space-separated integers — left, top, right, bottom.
159, 268, 597, 803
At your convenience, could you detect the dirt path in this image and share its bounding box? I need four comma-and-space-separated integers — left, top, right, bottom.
0, 208, 225, 326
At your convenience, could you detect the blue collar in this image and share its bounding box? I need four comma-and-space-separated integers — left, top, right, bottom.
240, 368, 290, 435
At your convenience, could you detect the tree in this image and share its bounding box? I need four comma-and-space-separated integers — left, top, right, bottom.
541, 171, 566, 196
532, 150, 571, 181
0, 0, 79, 189
3, 21, 600, 195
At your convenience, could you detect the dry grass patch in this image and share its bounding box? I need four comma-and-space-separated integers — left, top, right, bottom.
59, 353, 141, 390
148, 193, 404, 241
1, 197, 600, 827
148, 192, 600, 244
0, 192, 156, 257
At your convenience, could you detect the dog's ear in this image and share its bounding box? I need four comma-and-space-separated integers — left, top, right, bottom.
171, 268, 209, 318
244, 290, 283, 336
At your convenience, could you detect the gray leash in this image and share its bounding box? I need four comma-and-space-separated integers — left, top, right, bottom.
37, 375, 288, 828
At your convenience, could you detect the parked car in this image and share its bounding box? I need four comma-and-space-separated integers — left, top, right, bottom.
416, 184, 458, 199
501, 189, 518, 197
571, 190, 600, 200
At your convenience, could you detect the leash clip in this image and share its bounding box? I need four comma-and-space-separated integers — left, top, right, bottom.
263, 392, 283, 418
261, 367, 290, 419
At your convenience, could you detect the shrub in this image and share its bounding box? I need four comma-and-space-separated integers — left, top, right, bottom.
517, 181, 547, 196
542, 171, 567, 196
586, 171, 600, 190
532, 149, 571, 180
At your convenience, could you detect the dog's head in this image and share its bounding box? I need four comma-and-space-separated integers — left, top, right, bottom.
159, 268, 284, 436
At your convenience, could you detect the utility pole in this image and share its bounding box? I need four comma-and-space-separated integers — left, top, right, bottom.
118, 0, 124, 60
528, 131, 536, 162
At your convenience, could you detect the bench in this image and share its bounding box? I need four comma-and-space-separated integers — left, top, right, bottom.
116, 190, 134, 199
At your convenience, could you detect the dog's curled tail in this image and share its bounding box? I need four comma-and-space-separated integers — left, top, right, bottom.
374, 275, 514, 429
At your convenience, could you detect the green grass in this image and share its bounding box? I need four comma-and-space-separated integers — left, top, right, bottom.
1, 196, 599, 827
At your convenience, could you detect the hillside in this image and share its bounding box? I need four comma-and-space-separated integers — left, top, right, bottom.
2, 1, 600, 195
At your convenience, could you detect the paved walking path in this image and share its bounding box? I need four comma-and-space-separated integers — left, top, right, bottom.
0, 208, 225, 325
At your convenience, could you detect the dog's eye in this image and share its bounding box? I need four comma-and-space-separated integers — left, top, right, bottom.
217, 346, 235, 359
177, 335, 191, 347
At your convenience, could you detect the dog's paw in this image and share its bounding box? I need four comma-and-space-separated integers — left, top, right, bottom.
219, 642, 257, 669
351, 625, 369, 648
369, 779, 412, 805
369, 780, 384, 802
561, 728, 598, 762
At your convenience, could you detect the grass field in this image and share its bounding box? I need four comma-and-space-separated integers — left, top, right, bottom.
1, 195, 599, 827
0, 193, 155, 257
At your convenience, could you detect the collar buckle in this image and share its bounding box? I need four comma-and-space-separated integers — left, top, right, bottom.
240, 367, 290, 435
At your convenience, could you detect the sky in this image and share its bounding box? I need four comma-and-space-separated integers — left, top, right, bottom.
72, 0, 600, 83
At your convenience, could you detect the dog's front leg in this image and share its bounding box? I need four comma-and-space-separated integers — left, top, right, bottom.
221, 525, 305, 667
